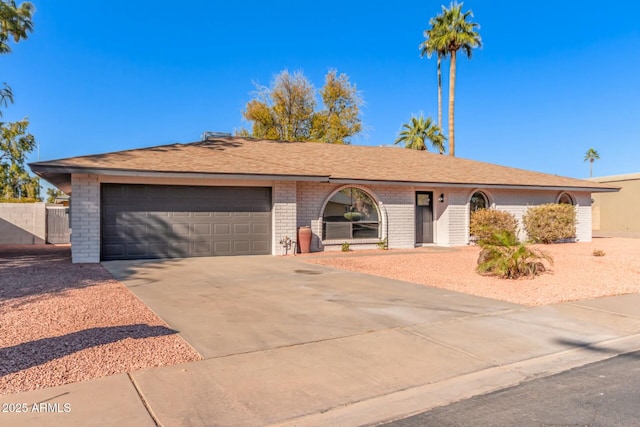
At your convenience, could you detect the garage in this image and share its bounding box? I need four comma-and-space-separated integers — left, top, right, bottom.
101, 184, 272, 260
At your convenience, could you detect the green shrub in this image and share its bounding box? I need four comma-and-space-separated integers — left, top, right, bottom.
341, 242, 350, 252
477, 231, 553, 279
376, 238, 388, 250
0, 198, 40, 203
470, 208, 518, 244
522, 203, 576, 244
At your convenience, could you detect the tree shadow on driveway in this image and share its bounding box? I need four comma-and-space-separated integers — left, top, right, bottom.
0, 245, 114, 303
0, 324, 178, 376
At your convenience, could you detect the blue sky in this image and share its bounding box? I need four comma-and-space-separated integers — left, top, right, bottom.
4, 0, 639, 183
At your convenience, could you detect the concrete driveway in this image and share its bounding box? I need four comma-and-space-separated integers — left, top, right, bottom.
104, 255, 518, 359
99, 256, 640, 426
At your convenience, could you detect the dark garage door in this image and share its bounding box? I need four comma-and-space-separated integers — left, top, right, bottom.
101, 184, 272, 260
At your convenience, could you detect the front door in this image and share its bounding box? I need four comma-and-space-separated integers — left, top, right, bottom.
415, 192, 434, 244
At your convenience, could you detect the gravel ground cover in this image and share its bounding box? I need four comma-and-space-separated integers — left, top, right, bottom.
305, 237, 640, 306
0, 245, 201, 395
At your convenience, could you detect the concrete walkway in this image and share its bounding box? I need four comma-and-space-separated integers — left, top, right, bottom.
2, 256, 640, 426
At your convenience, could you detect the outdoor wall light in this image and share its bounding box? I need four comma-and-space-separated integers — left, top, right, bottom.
438, 193, 445, 203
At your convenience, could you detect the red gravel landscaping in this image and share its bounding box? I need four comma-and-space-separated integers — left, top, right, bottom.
0, 245, 202, 395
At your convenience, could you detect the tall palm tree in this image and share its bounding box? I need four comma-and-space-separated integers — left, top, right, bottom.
432, 2, 481, 157
394, 114, 446, 154
420, 14, 447, 131
584, 148, 600, 177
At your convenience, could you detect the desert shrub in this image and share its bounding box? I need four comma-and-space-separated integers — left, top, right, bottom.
0, 198, 40, 203
522, 203, 576, 244
470, 208, 518, 244
376, 238, 388, 250
477, 231, 553, 279
341, 242, 350, 252
593, 249, 606, 257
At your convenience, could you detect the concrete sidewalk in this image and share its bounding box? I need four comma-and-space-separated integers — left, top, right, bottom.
2, 258, 640, 426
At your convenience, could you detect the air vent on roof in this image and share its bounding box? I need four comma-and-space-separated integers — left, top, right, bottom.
201, 131, 232, 140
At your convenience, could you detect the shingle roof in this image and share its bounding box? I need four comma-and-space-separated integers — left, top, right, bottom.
30, 136, 617, 193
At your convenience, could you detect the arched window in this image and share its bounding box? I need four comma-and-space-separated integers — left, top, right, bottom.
322, 187, 380, 240
470, 191, 489, 212
558, 193, 574, 205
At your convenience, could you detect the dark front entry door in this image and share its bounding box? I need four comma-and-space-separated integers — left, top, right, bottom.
415, 192, 434, 244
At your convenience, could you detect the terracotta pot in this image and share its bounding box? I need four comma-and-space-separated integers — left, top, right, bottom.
298, 226, 312, 254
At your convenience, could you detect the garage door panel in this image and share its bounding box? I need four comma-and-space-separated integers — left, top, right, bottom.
233, 241, 251, 253
101, 184, 271, 260
193, 241, 212, 255
172, 223, 191, 236
252, 223, 270, 234
213, 241, 231, 254
233, 224, 250, 235
213, 223, 230, 235
253, 241, 270, 252
193, 224, 211, 235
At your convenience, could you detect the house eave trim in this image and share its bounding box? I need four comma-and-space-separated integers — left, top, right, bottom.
328, 178, 619, 192
30, 166, 330, 182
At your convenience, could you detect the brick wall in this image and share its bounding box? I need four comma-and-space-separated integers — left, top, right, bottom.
272, 180, 297, 255
296, 182, 417, 250
574, 192, 592, 242
466, 188, 592, 243
0, 202, 46, 244
66, 172, 593, 262
70, 174, 101, 263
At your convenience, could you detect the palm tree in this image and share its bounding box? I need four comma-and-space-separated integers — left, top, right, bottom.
432, 2, 481, 157
420, 14, 447, 131
394, 114, 446, 154
584, 148, 600, 177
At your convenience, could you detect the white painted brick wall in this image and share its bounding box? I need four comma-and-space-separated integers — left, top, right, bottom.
479, 189, 592, 242
273, 180, 297, 255
574, 192, 592, 242
443, 189, 470, 246
296, 182, 416, 250
71, 174, 101, 263
68, 171, 593, 260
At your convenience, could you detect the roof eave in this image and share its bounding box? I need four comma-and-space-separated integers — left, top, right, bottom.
29, 164, 619, 194
328, 178, 619, 193
28, 164, 331, 190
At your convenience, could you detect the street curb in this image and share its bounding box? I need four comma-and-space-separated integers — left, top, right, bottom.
270, 334, 640, 427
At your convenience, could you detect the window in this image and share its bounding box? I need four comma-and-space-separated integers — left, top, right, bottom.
558, 193, 574, 205
322, 188, 380, 240
470, 191, 489, 212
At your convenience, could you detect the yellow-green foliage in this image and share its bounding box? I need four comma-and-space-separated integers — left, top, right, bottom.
523, 204, 576, 244
477, 231, 553, 279
470, 208, 518, 243
239, 69, 362, 144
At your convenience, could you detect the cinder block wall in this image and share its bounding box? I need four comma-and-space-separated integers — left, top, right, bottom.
0, 202, 46, 244
70, 174, 101, 263
272, 180, 297, 255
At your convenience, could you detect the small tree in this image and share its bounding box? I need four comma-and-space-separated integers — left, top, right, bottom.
522, 204, 576, 244
0, 117, 39, 200
0, 0, 38, 201
46, 187, 65, 203
477, 230, 553, 279
240, 69, 363, 144
394, 114, 446, 154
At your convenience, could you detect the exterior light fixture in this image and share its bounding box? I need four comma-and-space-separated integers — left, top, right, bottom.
438, 194, 445, 203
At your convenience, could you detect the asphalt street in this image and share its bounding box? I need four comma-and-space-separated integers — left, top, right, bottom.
381, 350, 640, 427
